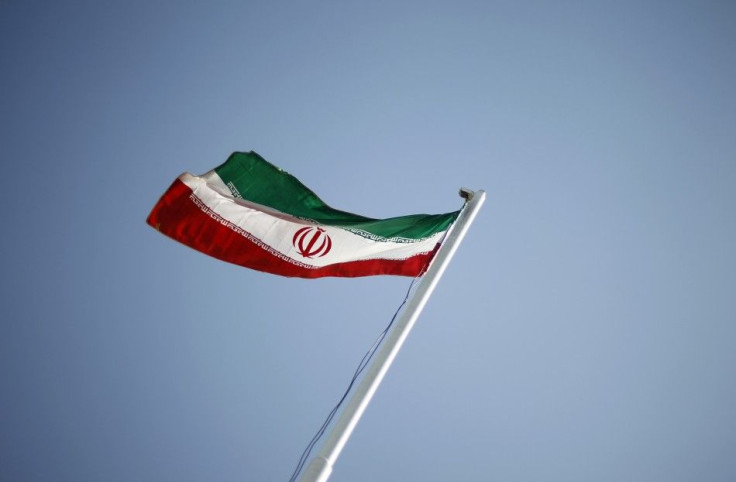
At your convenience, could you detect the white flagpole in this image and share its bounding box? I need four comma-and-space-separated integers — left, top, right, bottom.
299, 188, 486, 482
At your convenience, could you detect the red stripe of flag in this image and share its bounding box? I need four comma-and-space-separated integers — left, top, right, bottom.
147, 179, 437, 278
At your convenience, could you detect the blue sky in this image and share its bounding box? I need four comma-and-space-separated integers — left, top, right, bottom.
2, 1, 735, 481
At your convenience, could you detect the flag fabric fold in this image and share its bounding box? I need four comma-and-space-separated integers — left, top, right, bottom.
147, 151, 460, 278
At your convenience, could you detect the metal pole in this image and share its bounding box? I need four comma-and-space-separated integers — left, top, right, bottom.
299, 188, 486, 482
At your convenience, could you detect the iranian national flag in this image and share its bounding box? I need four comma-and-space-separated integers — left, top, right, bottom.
147, 152, 459, 278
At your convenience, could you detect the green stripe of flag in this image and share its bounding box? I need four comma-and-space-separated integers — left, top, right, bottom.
214, 152, 459, 240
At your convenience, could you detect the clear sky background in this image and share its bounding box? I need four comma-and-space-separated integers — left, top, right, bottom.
2, 1, 735, 481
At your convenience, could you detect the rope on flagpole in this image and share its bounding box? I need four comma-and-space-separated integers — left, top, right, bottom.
287, 275, 420, 482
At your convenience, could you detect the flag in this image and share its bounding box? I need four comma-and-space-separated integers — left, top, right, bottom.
147, 152, 460, 278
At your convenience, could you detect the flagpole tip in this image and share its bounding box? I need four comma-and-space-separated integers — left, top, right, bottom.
459, 187, 474, 201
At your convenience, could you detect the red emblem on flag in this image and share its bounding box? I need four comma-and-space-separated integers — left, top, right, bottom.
293, 227, 332, 258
